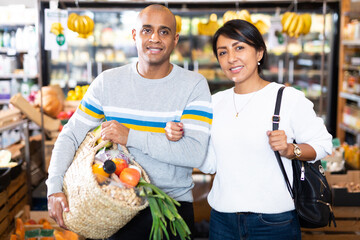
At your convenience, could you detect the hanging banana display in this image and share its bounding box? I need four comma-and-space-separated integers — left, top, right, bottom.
281, 12, 312, 38
223, 10, 269, 35
175, 15, 182, 33
198, 13, 219, 36
67, 12, 94, 38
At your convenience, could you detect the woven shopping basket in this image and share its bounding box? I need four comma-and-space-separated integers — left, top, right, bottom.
62, 132, 150, 239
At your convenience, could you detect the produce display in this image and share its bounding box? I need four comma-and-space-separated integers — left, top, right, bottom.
198, 13, 219, 36
223, 10, 269, 35
34, 86, 64, 118
342, 143, 360, 169
281, 12, 312, 37
66, 85, 89, 101
0, 149, 17, 168
91, 125, 191, 240
67, 13, 94, 38
12, 218, 79, 240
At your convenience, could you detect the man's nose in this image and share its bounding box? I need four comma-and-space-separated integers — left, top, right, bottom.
150, 32, 160, 42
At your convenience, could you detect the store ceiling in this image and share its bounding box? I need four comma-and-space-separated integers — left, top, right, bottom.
0, 0, 342, 8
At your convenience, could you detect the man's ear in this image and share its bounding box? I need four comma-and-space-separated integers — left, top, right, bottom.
174, 33, 179, 46
132, 29, 136, 41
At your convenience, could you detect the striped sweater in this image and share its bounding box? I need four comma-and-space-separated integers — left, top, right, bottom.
46, 62, 213, 202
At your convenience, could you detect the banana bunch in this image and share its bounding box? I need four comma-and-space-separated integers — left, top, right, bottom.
282, 12, 312, 38
223, 10, 252, 24
50, 22, 64, 36
198, 13, 219, 36
175, 15, 182, 33
223, 10, 269, 35
67, 13, 94, 38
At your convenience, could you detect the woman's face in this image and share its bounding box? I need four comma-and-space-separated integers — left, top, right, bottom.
216, 34, 263, 84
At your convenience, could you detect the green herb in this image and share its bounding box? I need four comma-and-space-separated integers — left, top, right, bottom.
138, 179, 191, 240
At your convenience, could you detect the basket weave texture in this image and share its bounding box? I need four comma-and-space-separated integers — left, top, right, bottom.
62, 132, 150, 239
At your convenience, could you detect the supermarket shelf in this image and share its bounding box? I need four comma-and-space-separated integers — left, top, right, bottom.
0, 73, 38, 79
339, 92, 360, 105
263, 69, 326, 77
339, 123, 360, 136
0, 99, 9, 105
343, 65, 360, 71
342, 40, 360, 46
0, 48, 28, 55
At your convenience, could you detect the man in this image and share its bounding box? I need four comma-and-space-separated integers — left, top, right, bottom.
46, 4, 212, 239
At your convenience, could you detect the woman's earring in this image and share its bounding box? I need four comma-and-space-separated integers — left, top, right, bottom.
258, 62, 260, 66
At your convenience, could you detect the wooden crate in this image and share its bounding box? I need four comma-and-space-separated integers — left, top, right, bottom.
302, 206, 360, 240
0, 190, 9, 236
7, 171, 28, 222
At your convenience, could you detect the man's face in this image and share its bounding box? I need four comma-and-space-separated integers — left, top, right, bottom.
132, 9, 179, 66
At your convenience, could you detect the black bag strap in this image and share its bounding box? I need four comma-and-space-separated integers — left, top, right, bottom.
272, 86, 295, 199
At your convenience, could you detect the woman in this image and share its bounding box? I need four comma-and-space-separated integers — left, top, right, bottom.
165, 19, 332, 240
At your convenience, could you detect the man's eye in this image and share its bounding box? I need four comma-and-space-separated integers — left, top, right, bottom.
142, 28, 151, 34
160, 30, 169, 35
236, 46, 244, 50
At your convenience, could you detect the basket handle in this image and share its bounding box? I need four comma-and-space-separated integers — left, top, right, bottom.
93, 139, 111, 152
93, 139, 130, 155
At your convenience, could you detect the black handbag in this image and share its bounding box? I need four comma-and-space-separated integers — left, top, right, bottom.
272, 86, 336, 228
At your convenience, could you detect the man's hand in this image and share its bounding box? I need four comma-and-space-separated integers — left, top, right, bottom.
267, 130, 291, 158
165, 122, 184, 141
48, 192, 69, 229
101, 120, 130, 145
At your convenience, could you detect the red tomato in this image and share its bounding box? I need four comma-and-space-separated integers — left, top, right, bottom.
120, 168, 140, 187
57, 111, 68, 120
112, 158, 128, 176
67, 110, 75, 119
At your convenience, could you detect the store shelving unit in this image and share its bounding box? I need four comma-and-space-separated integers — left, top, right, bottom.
38, 1, 340, 136
337, 0, 360, 147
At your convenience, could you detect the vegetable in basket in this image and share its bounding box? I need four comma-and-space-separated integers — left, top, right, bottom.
93, 137, 191, 240
138, 179, 191, 240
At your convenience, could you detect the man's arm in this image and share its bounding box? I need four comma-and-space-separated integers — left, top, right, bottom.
46, 76, 105, 227
127, 79, 212, 168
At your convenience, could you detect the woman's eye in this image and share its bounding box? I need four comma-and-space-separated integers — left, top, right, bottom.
218, 51, 226, 56
236, 46, 244, 51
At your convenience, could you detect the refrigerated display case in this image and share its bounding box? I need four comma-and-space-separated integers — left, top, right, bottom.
38, 0, 339, 136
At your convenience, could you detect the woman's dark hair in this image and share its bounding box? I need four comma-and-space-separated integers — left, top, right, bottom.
212, 19, 267, 74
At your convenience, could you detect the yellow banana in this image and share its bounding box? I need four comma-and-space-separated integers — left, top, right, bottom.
294, 15, 304, 38
287, 14, 299, 37
281, 12, 292, 26
67, 13, 78, 31
254, 20, 269, 35
238, 9, 252, 24
175, 15, 182, 33
282, 12, 295, 33
301, 13, 312, 35
223, 11, 237, 23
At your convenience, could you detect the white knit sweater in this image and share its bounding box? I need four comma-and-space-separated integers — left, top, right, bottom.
200, 82, 332, 214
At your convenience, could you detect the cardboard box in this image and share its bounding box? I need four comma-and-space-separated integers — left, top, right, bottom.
10, 93, 61, 133
327, 170, 360, 206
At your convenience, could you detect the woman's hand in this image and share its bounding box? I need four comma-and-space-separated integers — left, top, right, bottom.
267, 130, 292, 158
165, 122, 184, 141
